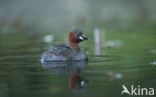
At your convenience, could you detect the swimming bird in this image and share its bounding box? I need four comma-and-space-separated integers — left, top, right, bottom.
41, 28, 88, 62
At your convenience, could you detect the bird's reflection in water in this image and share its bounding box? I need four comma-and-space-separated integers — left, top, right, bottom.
69, 73, 89, 91
41, 61, 90, 92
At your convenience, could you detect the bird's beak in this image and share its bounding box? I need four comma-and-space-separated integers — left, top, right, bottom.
79, 35, 88, 40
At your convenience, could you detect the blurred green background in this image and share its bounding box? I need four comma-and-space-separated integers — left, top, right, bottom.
0, 0, 156, 32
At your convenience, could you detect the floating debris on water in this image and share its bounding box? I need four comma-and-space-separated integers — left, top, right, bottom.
106, 71, 123, 80
150, 61, 156, 66
149, 49, 156, 55
115, 73, 122, 79
43, 34, 54, 43
103, 40, 124, 49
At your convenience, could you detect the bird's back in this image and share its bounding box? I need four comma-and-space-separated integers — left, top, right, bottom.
41, 44, 71, 61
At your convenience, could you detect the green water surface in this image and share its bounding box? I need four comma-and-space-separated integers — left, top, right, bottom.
0, 26, 156, 97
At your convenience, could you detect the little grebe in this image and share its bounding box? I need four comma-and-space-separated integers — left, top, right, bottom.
41, 28, 88, 61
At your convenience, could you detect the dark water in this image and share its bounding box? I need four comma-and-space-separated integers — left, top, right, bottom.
0, 28, 156, 97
